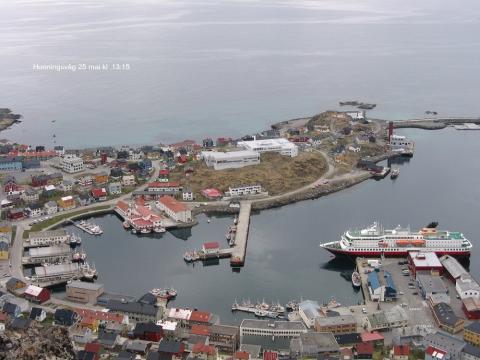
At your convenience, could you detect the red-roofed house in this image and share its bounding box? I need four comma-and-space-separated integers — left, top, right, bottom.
189, 311, 211, 325
392, 345, 410, 360
159, 169, 170, 178
156, 196, 192, 223
91, 188, 107, 201
425, 346, 447, 360
191, 324, 211, 336
23, 285, 50, 304
192, 342, 217, 360
202, 242, 220, 255
355, 342, 374, 360
201, 188, 223, 199
360, 331, 384, 346
83, 343, 101, 360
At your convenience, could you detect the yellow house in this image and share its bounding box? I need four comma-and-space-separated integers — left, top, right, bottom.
464, 322, 480, 347
0, 221, 12, 234
80, 317, 100, 332
0, 241, 9, 260
94, 173, 109, 185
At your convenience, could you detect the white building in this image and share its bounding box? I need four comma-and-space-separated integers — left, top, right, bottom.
156, 196, 192, 223
182, 189, 194, 201
122, 175, 136, 187
61, 155, 84, 173
28, 230, 70, 247
456, 274, 480, 300
237, 138, 298, 157
298, 300, 321, 329
44, 201, 58, 215
345, 111, 366, 121
202, 150, 260, 170
240, 319, 307, 341
228, 185, 262, 197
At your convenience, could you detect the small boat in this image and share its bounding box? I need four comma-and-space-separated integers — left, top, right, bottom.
141, 228, 151, 234
123, 221, 130, 229
233, 217, 238, 225
351, 271, 361, 287
286, 300, 299, 311
131, 228, 137, 234
391, 168, 400, 179
154, 227, 166, 233
207, 219, 211, 223
183, 252, 193, 262
226, 233, 231, 241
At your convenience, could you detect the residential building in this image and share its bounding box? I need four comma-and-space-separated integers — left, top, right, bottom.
431, 302, 464, 334
2, 302, 21, 318
156, 196, 192, 223
0, 157, 23, 171
228, 185, 263, 197
25, 203, 43, 217
77, 175, 93, 187
210, 324, 239, 353
202, 150, 260, 170
22, 188, 39, 203
237, 138, 298, 157
108, 182, 122, 195
133, 322, 164, 342
392, 345, 410, 360
417, 274, 448, 300
61, 155, 84, 173
182, 188, 194, 201
66, 281, 105, 304
70, 324, 94, 344
315, 315, 357, 334
91, 187, 108, 201
464, 322, 480, 347
58, 195, 75, 210
122, 175, 136, 187
23, 285, 50, 304
29, 307, 47, 322
425, 346, 449, 360
0, 241, 8, 260
360, 331, 384, 347
10, 318, 31, 332
106, 300, 159, 322
44, 200, 58, 215
54, 308, 78, 326
6, 277, 27, 293
462, 344, 480, 360
60, 179, 74, 192
147, 182, 182, 193
290, 332, 340, 358
425, 331, 466, 360
93, 173, 109, 185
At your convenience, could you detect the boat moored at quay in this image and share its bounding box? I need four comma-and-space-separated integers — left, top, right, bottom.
320, 222, 472, 257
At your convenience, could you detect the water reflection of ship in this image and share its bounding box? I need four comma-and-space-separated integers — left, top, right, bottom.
169, 227, 192, 240
340, 270, 352, 281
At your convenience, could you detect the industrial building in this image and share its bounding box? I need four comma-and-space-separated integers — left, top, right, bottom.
66, 281, 105, 304
315, 315, 357, 334
416, 274, 448, 300
408, 252, 443, 278
367, 270, 397, 301
237, 138, 298, 157
202, 150, 260, 170
430, 302, 464, 334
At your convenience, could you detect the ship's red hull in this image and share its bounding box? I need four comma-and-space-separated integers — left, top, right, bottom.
324, 248, 470, 258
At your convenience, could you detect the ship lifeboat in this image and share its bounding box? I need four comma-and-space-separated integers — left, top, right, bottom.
411, 239, 426, 247
396, 239, 410, 246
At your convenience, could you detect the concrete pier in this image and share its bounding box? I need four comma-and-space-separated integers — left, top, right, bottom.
230, 201, 252, 266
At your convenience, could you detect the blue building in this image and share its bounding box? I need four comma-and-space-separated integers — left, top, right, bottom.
139, 159, 152, 172
383, 271, 397, 298
0, 157, 22, 172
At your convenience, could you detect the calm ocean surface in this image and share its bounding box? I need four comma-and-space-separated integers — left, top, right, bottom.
1, 0, 480, 147
61, 128, 480, 323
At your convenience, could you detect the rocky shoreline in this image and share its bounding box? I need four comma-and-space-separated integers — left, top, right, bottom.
0, 108, 22, 133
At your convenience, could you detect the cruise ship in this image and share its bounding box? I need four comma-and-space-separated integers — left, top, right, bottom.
320, 222, 472, 257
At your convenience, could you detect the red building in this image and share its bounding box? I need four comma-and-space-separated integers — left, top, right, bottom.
463, 297, 480, 319
360, 331, 385, 346
189, 310, 212, 325
133, 322, 163, 342
191, 324, 211, 336
355, 342, 374, 359
23, 285, 50, 304
91, 188, 108, 201
408, 252, 443, 278
7, 208, 24, 221
264, 351, 278, 360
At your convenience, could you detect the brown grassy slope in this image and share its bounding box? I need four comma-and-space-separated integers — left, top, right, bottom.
170, 151, 328, 196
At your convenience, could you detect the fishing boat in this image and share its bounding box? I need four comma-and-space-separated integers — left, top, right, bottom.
390, 168, 400, 179
150, 288, 177, 300
140, 228, 151, 234
286, 300, 299, 311
234, 217, 238, 225
351, 271, 361, 287
154, 227, 166, 233
123, 221, 130, 229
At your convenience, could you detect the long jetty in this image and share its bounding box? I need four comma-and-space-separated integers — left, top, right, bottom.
230, 201, 251, 266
